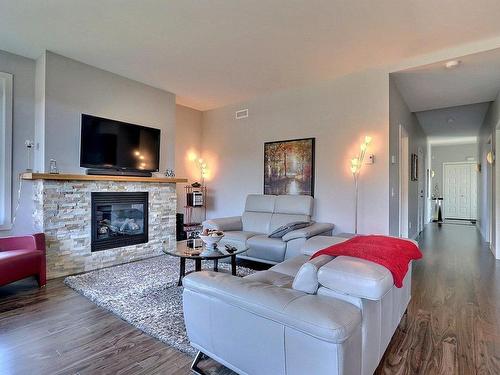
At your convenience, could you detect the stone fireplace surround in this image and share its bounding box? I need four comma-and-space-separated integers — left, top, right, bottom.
24, 173, 185, 279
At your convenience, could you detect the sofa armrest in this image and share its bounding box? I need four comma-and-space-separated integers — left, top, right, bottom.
0, 233, 45, 253
282, 222, 334, 242
183, 271, 360, 343
202, 216, 242, 231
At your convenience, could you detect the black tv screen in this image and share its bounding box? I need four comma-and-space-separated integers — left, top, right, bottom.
80, 114, 161, 172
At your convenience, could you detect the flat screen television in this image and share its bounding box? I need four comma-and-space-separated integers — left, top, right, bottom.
80, 114, 161, 173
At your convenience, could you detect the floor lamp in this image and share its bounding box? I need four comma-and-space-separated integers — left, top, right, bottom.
350, 136, 372, 234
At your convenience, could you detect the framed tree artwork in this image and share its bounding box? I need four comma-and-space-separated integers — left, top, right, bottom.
264, 137, 315, 196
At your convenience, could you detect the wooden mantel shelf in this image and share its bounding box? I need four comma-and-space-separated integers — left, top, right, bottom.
21, 172, 188, 183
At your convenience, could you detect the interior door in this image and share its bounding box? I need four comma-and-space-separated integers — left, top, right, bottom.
443, 163, 476, 219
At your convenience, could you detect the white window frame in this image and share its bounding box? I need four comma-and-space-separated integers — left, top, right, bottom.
0, 72, 13, 230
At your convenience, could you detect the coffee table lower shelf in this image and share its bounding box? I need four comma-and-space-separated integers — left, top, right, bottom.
176, 254, 237, 286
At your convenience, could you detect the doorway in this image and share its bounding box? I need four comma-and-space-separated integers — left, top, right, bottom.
399, 125, 409, 238
443, 162, 477, 220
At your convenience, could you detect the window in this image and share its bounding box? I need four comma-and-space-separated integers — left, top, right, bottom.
0, 72, 13, 229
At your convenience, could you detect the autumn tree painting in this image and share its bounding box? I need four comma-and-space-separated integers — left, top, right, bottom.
264, 138, 315, 196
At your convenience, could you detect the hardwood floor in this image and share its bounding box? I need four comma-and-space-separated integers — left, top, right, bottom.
375, 223, 500, 374
1, 224, 499, 374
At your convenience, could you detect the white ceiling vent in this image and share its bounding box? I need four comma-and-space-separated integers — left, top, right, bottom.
235, 109, 249, 119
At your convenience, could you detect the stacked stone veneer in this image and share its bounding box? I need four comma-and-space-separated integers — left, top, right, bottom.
33, 180, 177, 279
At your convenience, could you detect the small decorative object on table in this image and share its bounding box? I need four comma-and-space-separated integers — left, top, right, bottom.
199, 229, 224, 252
25, 140, 34, 172
165, 168, 175, 177
49, 159, 59, 174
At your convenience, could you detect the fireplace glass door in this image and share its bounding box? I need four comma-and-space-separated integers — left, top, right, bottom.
91, 192, 148, 251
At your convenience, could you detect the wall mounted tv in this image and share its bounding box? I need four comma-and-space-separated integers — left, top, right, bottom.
80, 114, 161, 176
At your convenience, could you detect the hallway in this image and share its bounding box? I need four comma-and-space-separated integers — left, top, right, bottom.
376, 223, 500, 374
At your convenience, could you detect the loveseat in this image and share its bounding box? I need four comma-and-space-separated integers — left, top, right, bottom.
202, 194, 334, 264
183, 235, 415, 375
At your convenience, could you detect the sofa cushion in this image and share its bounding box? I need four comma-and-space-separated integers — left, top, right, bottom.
220, 231, 259, 244
0, 249, 42, 264
245, 194, 276, 213
246, 235, 287, 263
203, 216, 242, 232
274, 195, 313, 216
242, 212, 272, 234
268, 221, 310, 238
292, 255, 335, 294
244, 270, 294, 288
318, 256, 394, 300
270, 254, 309, 276
301, 235, 348, 256
0, 249, 42, 279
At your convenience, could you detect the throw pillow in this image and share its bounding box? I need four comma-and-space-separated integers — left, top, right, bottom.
268, 221, 310, 238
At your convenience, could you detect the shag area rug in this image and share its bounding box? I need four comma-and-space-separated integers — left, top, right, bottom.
64, 255, 256, 356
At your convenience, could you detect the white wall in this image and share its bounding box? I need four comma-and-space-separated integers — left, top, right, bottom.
36, 51, 176, 174
430, 143, 477, 196
175, 104, 202, 214
388, 78, 428, 239
202, 69, 390, 235
0, 50, 36, 236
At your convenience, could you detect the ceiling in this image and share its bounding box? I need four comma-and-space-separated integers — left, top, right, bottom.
415, 102, 490, 143
3, 1, 500, 110
393, 48, 500, 112
393, 47, 500, 141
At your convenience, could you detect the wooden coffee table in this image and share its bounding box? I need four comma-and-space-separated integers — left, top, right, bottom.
163, 239, 248, 286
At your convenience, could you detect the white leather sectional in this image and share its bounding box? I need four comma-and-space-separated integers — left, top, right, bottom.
203, 194, 334, 264
182, 235, 415, 375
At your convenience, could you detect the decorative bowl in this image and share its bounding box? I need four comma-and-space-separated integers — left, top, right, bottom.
199, 233, 224, 249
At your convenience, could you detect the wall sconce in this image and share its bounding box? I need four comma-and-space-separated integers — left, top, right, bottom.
431, 170, 435, 178
487, 151, 495, 164
350, 135, 372, 234
195, 158, 208, 185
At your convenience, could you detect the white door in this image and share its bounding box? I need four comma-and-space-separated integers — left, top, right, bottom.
443, 163, 477, 219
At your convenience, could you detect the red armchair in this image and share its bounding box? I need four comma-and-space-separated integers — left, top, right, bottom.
0, 233, 46, 287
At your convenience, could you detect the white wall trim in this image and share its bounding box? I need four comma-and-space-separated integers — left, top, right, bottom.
399, 124, 409, 238
0, 72, 13, 228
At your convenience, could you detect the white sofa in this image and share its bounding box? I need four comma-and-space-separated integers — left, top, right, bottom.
203, 194, 334, 264
183, 235, 414, 375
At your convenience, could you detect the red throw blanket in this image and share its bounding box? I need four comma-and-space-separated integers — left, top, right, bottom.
311, 235, 422, 288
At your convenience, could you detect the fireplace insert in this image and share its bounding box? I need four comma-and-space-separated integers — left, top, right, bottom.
91, 192, 148, 251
